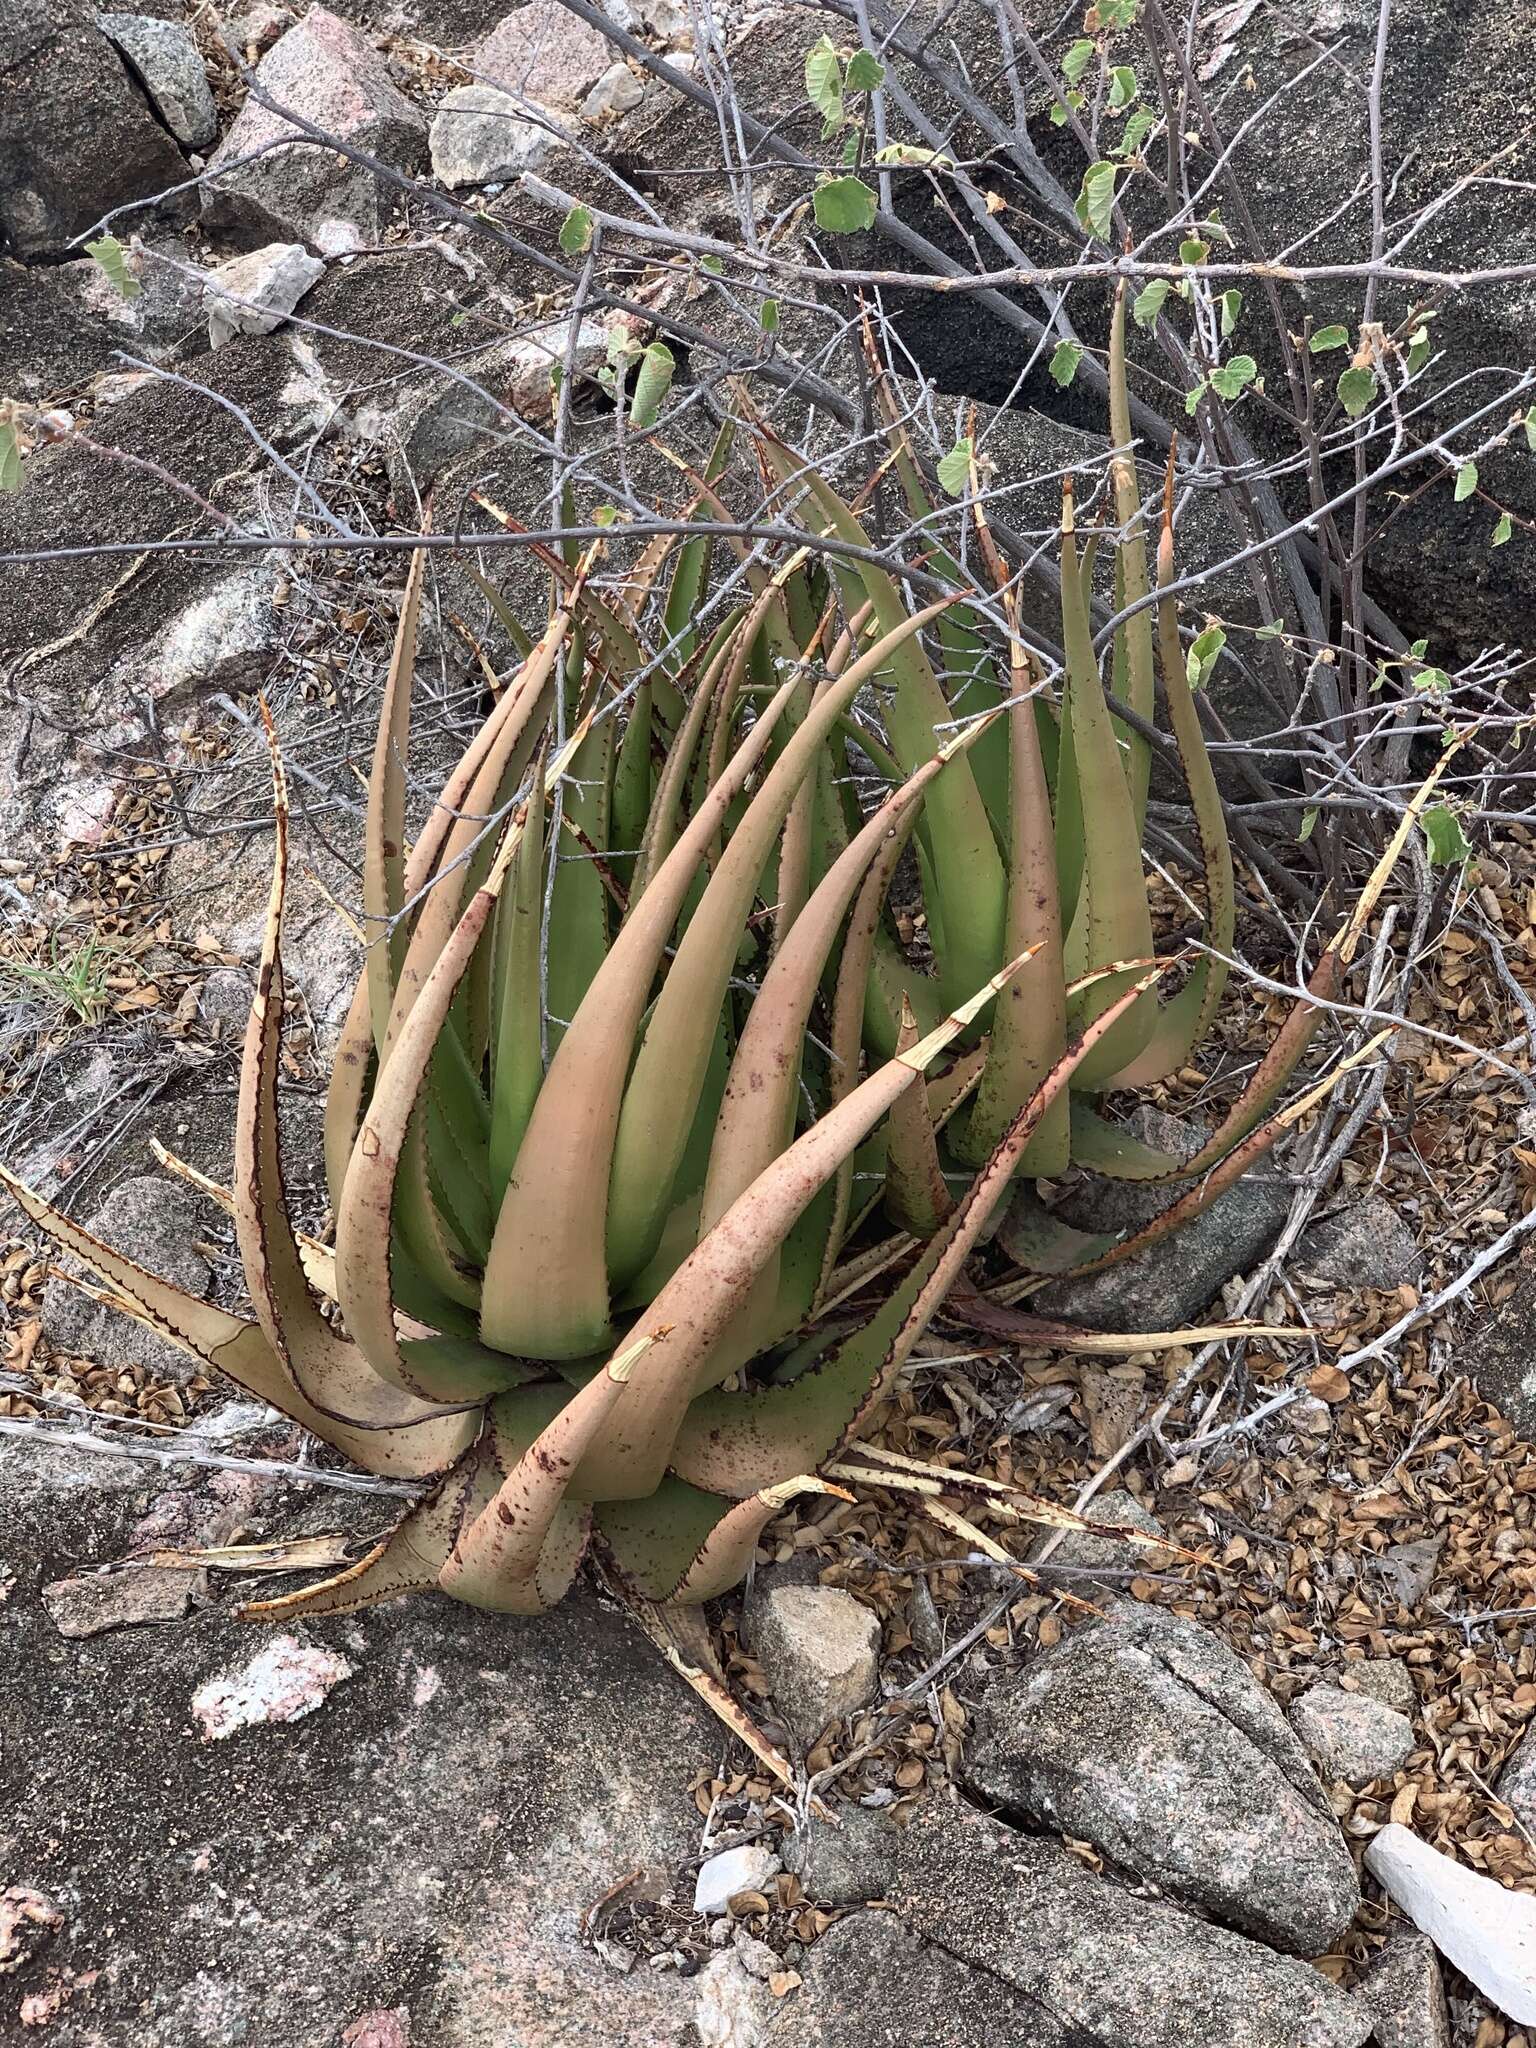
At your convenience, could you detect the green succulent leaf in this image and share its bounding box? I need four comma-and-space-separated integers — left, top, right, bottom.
813, 175, 878, 234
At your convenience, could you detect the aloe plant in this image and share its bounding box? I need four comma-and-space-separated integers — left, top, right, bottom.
0, 494, 1165, 1635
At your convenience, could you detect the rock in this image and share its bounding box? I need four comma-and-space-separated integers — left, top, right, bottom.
0, 0, 189, 256
475, 2, 615, 109
202, 5, 427, 254
965, 1601, 1359, 1954
0, 256, 117, 399
1296, 1199, 1422, 1290
429, 84, 557, 187
748, 1583, 880, 1746
1358, 1933, 1452, 2048
199, 966, 256, 1033
849, 1802, 1375, 2048
41, 1565, 197, 1638
1289, 1685, 1416, 1788
341, 2014, 411, 2048
203, 241, 326, 347
42, 1174, 213, 1386
1378, 1536, 1445, 1612
582, 60, 644, 121
785, 1910, 1046, 2048
782, 1804, 897, 1905
0, 1439, 721, 2045
0, 1887, 64, 1978
227, 0, 295, 50
692, 1845, 782, 1916
1344, 1659, 1418, 1717
97, 12, 218, 150
52, 235, 209, 361
636, 0, 692, 43
1496, 1723, 1536, 1835
1031, 1109, 1291, 1334
1047, 1486, 1169, 1583
694, 1944, 778, 2047
1364, 1824, 1536, 2027
192, 1629, 355, 1739
1465, 1255, 1536, 1441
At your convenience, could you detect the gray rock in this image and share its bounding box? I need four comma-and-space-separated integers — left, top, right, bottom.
1465, 1253, 1536, 1440
198, 967, 256, 1034
1048, 1487, 1170, 1583
42, 1564, 197, 1638
475, 2, 615, 108
693, 1844, 781, 1916
1343, 1658, 1418, 1717
1378, 1536, 1445, 1612
833, 1803, 1375, 2048
1357, 1933, 1452, 2048
1496, 1723, 1536, 1835
748, 1583, 880, 1746
582, 60, 644, 121
0, 0, 188, 256
1032, 1110, 1291, 1334
203, 241, 325, 347
429, 84, 557, 187
782, 1804, 897, 1906
0, 1447, 721, 2046
1296, 1199, 1422, 1290
965, 1602, 1359, 1955
202, 5, 427, 254
1289, 1685, 1416, 1787
42, 1174, 212, 1386
98, 12, 218, 149
52, 235, 208, 361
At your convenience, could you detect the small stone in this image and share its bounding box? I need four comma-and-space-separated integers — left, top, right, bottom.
0, 1888, 64, 1978
1378, 1536, 1445, 1611
1296, 1197, 1421, 1289
1496, 1723, 1536, 1835
1342, 1658, 1417, 1717
98, 13, 219, 149
203, 242, 325, 348
192, 1631, 354, 1740
1365, 1824, 1536, 2027
199, 966, 255, 1032
476, 2, 614, 108
430, 85, 557, 187
42, 1565, 196, 1639
1289, 1683, 1416, 1786
638, 0, 692, 42
1358, 1932, 1452, 2048
749, 1583, 880, 1745
581, 60, 644, 120
1048, 1487, 1169, 1582
692, 1845, 780, 1916
782, 1803, 897, 1905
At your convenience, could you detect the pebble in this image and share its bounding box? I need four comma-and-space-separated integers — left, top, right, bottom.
692, 1845, 781, 1917
749, 1583, 880, 1746
1289, 1683, 1416, 1786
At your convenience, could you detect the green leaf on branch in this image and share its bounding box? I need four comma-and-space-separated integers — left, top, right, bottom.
759, 297, 780, 334
1209, 353, 1257, 400
936, 436, 974, 498
699, 253, 723, 276
1218, 288, 1242, 337
812, 176, 878, 234
1184, 379, 1207, 415
1421, 804, 1472, 866
1132, 278, 1169, 329
1406, 323, 1433, 375
845, 48, 885, 91
805, 35, 844, 131
1049, 339, 1084, 387
558, 205, 593, 256
873, 142, 948, 165
0, 422, 22, 494
1075, 160, 1119, 239
1453, 460, 1478, 501
1297, 806, 1319, 844
1108, 65, 1137, 108
1178, 237, 1208, 266
1062, 37, 1095, 83
1336, 366, 1377, 418
1119, 106, 1155, 155
628, 341, 675, 430
1256, 617, 1286, 640
1309, 324, 1349, 353
1186, 622, 1227, 689
1492, 511, 1513, 546
85, 233, 141, 300
1089, 0, 1139, 25
1524, 406, 1536, 451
